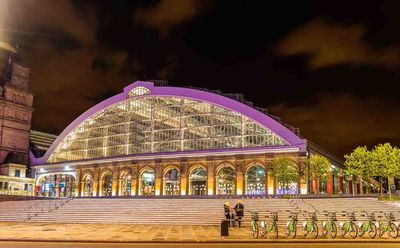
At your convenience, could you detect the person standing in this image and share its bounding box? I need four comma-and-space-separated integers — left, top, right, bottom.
224, 202, 231, 221
234, 200, 244, 227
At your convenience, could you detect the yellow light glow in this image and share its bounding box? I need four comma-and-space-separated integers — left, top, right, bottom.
236, 188, 242, 195
268, 186, 274, 195
208, 189, 213, 195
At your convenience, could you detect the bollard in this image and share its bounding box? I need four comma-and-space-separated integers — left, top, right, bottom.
220, 219, 229, 237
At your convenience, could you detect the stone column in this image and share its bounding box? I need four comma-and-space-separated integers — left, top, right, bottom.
92, 168, 99, 197
180, 162, 187, 195
327, 173, 334, 195
297, 159, 307, 195
155, 165, 162, 196
235, 160, 244, 195
338, 173, 344, 194
207, 160, 215, 195
131, 166, 137, 196
266, 161, 274, 195
112, 167, 119, 196
75, 169, 81, 197
79, 180, 84, 197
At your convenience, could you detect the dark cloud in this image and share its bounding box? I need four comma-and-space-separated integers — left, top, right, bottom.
277, 19, 400, 69
134, 0, 211, 37
270, 94, 400, 157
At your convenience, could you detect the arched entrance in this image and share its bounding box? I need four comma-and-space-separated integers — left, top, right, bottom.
140, 169, 155, 196
37, 173, 76, 197
120, 171, 132, 196
163, 168, 180, 195
101, 171, 113, 196
82, 173, 93, 196
246, 165, 266, 195
189, 166, 207, 195
216, 165, 235, 195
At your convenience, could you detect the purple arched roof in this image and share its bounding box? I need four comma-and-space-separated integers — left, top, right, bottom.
31, 81, 306, 165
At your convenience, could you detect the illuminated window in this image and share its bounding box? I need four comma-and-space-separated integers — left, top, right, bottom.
128, 86, 150, 97
48, 96, 288, 163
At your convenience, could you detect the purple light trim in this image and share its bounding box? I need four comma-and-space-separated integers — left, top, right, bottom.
34, 145, 301, 167
32, 81, 306, 165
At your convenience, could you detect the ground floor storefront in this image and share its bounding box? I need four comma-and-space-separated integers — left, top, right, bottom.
35, 152, 354, 197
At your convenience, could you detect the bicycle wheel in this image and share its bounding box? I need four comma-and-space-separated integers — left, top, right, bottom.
321, 224, 327, 238
377, 226, 383, 238
311, 222, 318, 239
252, 223, 259, 238
330, 222, 337, 239
260, 223, 267, 238
339, 225, 346, 237
358, 224, 365, 237
368, 223, 377, 239
350, 222, 358, 239
389, 223, 398, 239
273, 222, 278, 239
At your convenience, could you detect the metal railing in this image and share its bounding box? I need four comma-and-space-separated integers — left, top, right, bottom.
26, 197, 73, 221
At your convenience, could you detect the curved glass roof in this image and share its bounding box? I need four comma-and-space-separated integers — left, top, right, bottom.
48, 92, 288, 163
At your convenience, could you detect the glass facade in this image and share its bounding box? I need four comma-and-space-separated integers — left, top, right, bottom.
163, 168, 180, 195
246, 166, 266, 195
189, 167, 207, 195
37, 174, 76, 197
140, 169, 155, 195
48, 95, 288, 163
216, 166, 235, 195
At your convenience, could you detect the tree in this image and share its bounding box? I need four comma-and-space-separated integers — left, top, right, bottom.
344, 146, 375, 196
372, 143, 400, 199
306, 154, 330, 194
271, 158, 298, 195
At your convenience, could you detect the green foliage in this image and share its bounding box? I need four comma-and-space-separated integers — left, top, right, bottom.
372, 143, 400, 179
307, 154, 331, 183
344, 146, 376, 179
271, 157, 298, 185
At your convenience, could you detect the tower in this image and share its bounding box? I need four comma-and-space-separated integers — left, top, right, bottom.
0, 50, 34, 165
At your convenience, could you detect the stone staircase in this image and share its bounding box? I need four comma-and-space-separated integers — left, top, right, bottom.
0, 197, 398, 226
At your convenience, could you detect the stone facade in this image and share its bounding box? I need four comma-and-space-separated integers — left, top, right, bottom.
74, 152, 309, 197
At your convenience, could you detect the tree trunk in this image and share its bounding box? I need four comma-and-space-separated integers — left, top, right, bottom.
316, 178, 320, 195
380, 177, 383, 197
359, 178, 363, 196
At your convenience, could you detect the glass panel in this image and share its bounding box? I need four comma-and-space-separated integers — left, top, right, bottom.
163, 169, 180, 195
246, 166, 266, 195
216, 166, 235, 195
190, 167, 207, 195
140, 169, 155, 196
103, 174, 113, 196
49, 96, 288, 162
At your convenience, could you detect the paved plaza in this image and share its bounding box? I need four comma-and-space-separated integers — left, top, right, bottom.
0, 222, 400, 243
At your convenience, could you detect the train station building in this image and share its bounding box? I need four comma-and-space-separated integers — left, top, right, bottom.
30, 81, 348, 198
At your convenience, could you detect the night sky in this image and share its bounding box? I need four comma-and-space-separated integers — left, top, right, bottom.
0, 0, 399, 158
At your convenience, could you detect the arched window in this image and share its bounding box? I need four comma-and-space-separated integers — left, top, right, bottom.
83, 174, 93, 196
140, 169, 155, 196
120, 171, 131, 196
216, 165, 235, 195
102, 173, 113, 196
163, 168, 180, 195
189, 166, 207, 195
246, 165, 266, 195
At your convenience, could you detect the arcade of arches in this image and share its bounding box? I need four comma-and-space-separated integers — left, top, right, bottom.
67, 156, 349, 197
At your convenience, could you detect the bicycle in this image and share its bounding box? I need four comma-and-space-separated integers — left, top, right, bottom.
376, 212, 398, 239
339, 211, 358, 239
321, 211, 337, 239
286, 210, 298, 238
250, 211, 259, 238
302, 211, 319, 239
261, 210, 279, 239
358, 211, 377, 239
